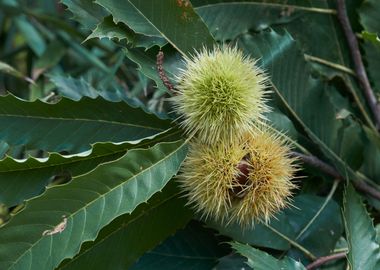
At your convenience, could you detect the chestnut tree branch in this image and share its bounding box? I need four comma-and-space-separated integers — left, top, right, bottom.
291, 151, 380, 201
306, 252, 347, 270
336, 0, 380, 129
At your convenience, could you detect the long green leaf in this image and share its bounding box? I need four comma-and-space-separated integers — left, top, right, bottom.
97, 0, 215, 55
61, 0, 108, 30
94, 0, 161, 37
49, 74, 133, 102
63, 1, 168, 51
86, 15, 167, 49
58, 181, 192, 270
231, 242, 306, 270
0, 95, 171, 153
0, 140, 187, 270
0, 128, 181, 207
343, 184, 380, 269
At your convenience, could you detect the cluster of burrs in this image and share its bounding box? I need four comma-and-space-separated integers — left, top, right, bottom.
171, 46, 297, 228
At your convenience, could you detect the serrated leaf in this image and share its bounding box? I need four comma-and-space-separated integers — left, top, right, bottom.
343, 184, 380, 270
61, 0, 108, 30
49, 74, 132, 102
57, 181, 192, 270
215, 253, 250, 270
130, 221, 227, 270
376, 224, 380, 241
86, 15, 167, 49
231, 242, 306, 270
0, 128, 181, 207
49, 75, 99, 100
98, 0, 215, 56
94, 0, 161, 37
0, 140, 188, 270
85, 15, 140, 41
48, 73, 166, 116
0, 94, 171, 153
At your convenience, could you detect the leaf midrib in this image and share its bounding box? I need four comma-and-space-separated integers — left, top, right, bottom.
127, 0, 186, 56
194, 2, 336, 14
0, 114, 165, 131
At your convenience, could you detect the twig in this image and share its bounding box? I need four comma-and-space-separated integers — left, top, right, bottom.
336, 0, 380, 129
304, 54, 355, 76
306, 252, 347, 270
156, 50, 176, 93
265, 224, 317, 261
353, 179, 380, 202
292, 151, 380, 201
292, 152, 341, 179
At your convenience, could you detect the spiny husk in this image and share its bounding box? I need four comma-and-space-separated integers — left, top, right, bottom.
179, 128, 297, 227
172, 45, 269, 145
179, 137, 244, 223
230, 130, 298, 227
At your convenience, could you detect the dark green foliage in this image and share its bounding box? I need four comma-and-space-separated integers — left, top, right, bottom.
0, 0, 379, 269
